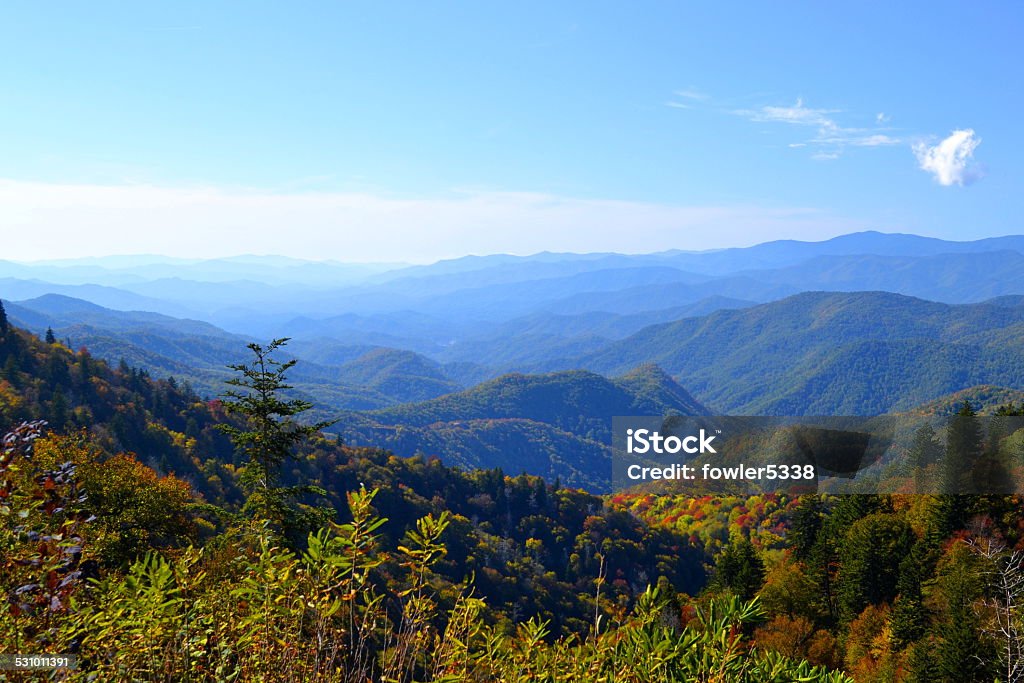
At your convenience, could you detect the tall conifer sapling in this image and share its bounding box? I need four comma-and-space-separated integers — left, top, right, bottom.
217, 337, 336, 539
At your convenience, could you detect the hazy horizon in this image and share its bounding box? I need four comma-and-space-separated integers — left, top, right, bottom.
7, 229, 1024, 268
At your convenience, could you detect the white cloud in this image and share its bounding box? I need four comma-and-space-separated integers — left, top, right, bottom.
814, 133, 900, 148
853, 134, 900, 147
913, 129, 982, 186
702, 92, 977, 179
666, 88, 709, 109
735, 99, 900, 158
674, 88, 709, 101
0, 179, 867, 262
738, 98, 838, 129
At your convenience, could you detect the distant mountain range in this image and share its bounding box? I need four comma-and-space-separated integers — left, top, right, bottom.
5, 231, 1024, 328
6, 233, 1024, 416
4, 230, 1024, 486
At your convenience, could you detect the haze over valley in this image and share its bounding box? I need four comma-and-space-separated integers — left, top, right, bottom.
5, 230, 1024, 489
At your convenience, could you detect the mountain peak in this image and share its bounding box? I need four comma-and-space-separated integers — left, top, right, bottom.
615, 364, 709, 415
16, 293, 109, 314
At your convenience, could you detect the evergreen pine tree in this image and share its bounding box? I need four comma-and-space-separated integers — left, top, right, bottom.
0, 299, 8, 335
932, 402, 982, 537
906, 638, 941, 682
49, 387, 70, 431
805, 534, 839, 622
217, 338, 336, 541
836, 512, 913, 621
976, 414, 1013, 496
942, 400, 982, 495
908, 423, 941, 493
889, 540, 932, 647
3, 355, 19, 386
789, 495, 824, 561
925, 540, 996, 682
810, 494, 886, 621
711, 535, 765, 600
935, 590, 992, 682
827, 494, 883, 534
45, 327, 56, 344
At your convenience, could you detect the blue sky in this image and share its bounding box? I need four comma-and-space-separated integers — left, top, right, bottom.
1, 2, 1020, 261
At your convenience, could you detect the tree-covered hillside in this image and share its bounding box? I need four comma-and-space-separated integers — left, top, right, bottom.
12, 286, 1024, 422
0, 307, 243, 503
357, 365, 706, 435
3, 308, 1024, 681
5, 295, 466, 411
334, 365, 707, 490
335, 347, 462, 402
0, 316, 707, 632
579, 291, 1024, 414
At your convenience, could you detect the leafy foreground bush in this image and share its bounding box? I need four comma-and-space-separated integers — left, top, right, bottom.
1, 424, 848, 683
68, 551, 852, 682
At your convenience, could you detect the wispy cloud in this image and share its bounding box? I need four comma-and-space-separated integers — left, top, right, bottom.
674, 88, 709, 101
0, 179, 867, 262
739, 98, 838, 128
852, 134, 900, 147
664, 87, 709, 110
667, 90, 981, 186
735, 98, 901, 157
814, 132, 900, 147
913, 129, 982, 186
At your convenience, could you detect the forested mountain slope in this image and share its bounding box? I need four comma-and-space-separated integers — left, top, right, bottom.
333, 365, 707, 489
578, 291, 1024, 414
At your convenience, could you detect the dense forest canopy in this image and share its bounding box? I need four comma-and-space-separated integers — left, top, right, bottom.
3, 311, 1024, 681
